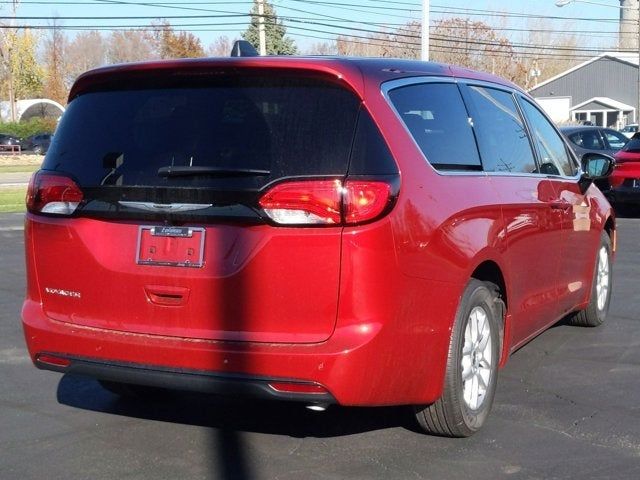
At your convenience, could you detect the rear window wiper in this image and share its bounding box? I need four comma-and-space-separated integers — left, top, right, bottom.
158, 166, 271, 178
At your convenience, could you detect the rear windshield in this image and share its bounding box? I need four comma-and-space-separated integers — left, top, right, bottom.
44, 74, 361, 190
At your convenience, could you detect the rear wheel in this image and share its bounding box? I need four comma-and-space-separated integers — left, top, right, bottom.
414, 279, 501, 437
568, 231, 612, 327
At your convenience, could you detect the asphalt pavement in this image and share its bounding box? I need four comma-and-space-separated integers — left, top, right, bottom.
2, 214, 640, 480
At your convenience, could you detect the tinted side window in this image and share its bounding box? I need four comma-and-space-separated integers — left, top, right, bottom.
520, 99, 577, 176
603, 129, 627, 150
568, 130, 604, 150
388, 83, 481, 171
348, 108, 399, 175
464, 86, 536, 173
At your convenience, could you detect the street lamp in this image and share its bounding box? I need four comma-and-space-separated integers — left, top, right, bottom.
556, 0, 640, 124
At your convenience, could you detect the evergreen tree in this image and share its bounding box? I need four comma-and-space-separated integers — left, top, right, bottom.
242, 1, 297, 55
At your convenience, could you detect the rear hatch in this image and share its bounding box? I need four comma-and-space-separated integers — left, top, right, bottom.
29, 66, 398, 343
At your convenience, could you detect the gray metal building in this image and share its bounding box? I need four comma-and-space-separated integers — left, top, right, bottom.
529, 52, 638, 128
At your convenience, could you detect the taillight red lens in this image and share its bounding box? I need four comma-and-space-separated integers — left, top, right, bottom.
343, 181, 392, 225
258, 180, 343, 225
259, 179, 394, 226
26, 171, 83, 215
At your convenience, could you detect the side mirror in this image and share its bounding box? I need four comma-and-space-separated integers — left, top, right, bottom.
578, 153, 615, 194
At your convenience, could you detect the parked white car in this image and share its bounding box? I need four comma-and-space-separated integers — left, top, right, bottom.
620, 124, 638, 138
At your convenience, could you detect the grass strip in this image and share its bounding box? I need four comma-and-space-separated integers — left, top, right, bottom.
0, 186, 27, 213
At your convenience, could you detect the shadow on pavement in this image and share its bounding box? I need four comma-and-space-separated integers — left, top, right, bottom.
57, 374, 416, 439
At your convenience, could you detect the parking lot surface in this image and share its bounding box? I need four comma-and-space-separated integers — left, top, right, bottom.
2, 213, 640, 480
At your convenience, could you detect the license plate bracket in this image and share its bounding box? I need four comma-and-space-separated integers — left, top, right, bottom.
136, 226, 205, 267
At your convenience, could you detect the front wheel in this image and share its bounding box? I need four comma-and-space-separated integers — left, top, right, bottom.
568, 231, 613, 327
414, 279, 501, 437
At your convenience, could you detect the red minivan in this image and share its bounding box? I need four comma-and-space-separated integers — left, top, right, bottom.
23, 57, 615, 437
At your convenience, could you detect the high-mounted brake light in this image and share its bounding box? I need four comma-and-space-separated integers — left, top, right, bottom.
259, 179, 394, 226
26, 171, 83, 215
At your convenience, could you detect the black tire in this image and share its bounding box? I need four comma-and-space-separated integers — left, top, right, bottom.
33, 145, 43, 155
414, 279, 501, 437
568, 231, 613, 327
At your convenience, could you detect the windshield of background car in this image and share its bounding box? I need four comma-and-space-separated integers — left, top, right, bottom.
44, 74, 361, 191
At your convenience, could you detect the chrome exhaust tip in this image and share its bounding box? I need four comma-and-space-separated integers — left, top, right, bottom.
306, 403, 329, 412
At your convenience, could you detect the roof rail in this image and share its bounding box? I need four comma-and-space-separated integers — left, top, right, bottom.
230, 40, 259, 57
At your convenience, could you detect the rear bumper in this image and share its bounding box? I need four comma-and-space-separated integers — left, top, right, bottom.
22, 294, 454, 406
35, 353, 335, 404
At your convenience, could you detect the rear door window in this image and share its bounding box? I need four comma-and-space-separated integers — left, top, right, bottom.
462, 85, 537, 174
519, 98, 578, 177
387, 82, 481, 171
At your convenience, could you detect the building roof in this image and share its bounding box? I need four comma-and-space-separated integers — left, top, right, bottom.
571, 96, 636, 112
530, 52, 639, 93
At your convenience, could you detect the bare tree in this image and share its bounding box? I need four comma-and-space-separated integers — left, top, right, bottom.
208, 36, 232, 57
431, 18, 525, 83
107, 29, 157, 64
65, 31, 107, 84
304, 41, 338, 56
336, 23, 419, 58
520, 18, 583, 88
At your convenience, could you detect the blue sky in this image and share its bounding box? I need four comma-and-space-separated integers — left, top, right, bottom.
4, 0, 627, 51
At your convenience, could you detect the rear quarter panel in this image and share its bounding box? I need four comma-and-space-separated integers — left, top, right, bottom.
349, 80, 509, 403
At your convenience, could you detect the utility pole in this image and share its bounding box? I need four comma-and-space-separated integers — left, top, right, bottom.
421, 0, 429, 61
1, 0, 21, 122
9, 0, 20, 122
257, 0, 266, 56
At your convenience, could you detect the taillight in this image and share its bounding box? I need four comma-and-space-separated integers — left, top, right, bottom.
259, 180, 343, 225
259, 179, 395, 226
343, 181, 392, 225
26, 171, 83, 215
